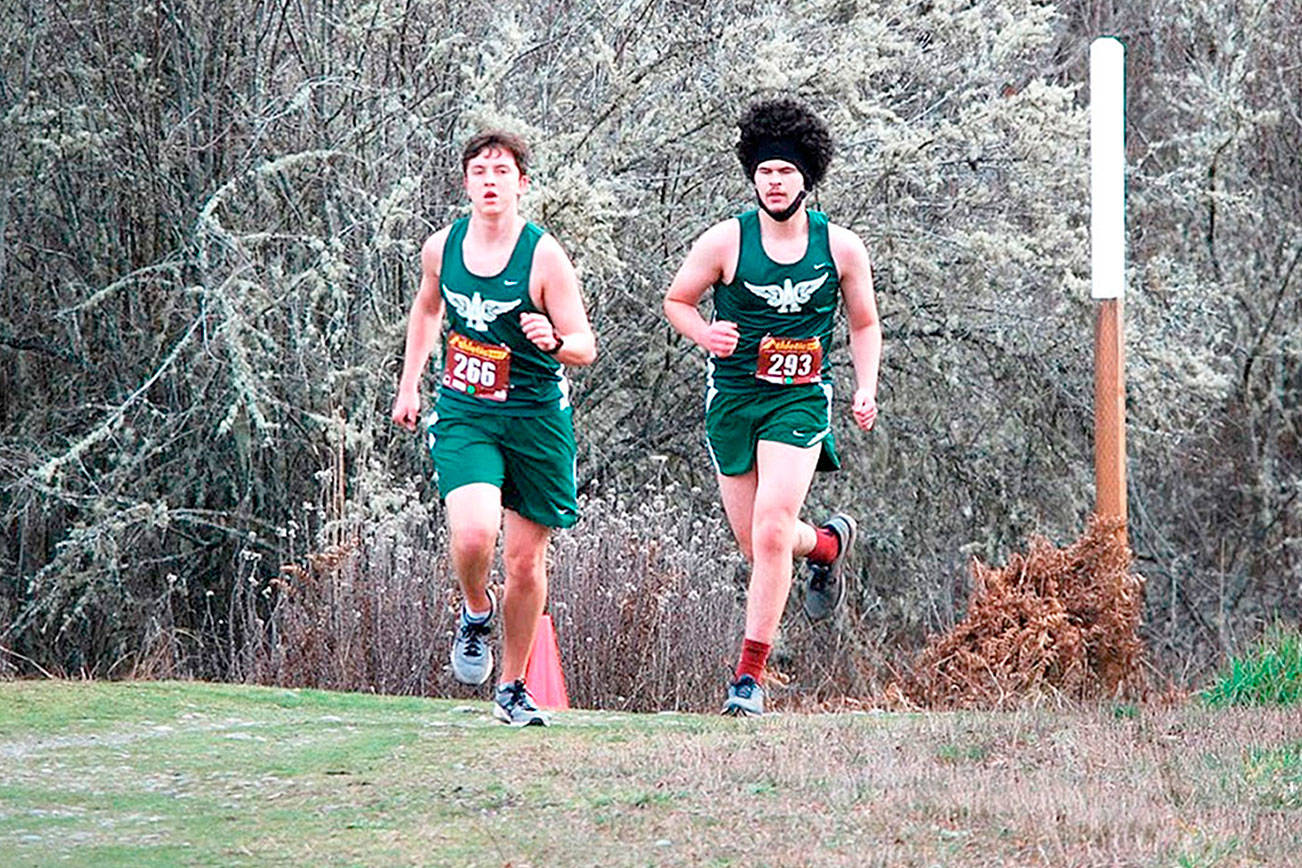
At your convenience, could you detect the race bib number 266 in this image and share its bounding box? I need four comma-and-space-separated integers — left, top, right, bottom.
443, 333, 511, 401
755, 335, 822, 385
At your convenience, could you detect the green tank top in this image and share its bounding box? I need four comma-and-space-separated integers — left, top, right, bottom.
435, 217, 568, 415
708, 209, 839, 394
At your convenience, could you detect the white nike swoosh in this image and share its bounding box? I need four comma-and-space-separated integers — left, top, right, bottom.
504, 279, 519, 286
812, 262, 831, 270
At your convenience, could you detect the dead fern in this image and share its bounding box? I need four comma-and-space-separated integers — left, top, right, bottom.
892, 515, 1146, 709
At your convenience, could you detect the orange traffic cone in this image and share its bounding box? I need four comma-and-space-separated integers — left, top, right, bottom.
525, 613, 570, 710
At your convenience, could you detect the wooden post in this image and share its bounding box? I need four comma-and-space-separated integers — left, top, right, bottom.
1094, 298, 1126, 525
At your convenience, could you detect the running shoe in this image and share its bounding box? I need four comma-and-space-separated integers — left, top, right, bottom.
804, 512, 856, 621
493, 679, 549, 726
450, 589, 496, 685
722, 674, 765, 717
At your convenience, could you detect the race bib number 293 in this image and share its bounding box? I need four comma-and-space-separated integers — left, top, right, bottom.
443, 333, 511, 401
755, 335, 822, 385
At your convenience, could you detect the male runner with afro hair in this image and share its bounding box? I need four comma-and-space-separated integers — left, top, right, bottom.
664, 97, 881, 716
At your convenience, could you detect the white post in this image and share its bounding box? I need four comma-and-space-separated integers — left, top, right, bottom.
1091, 37, 1126, 302
1090, 37, 1127, 531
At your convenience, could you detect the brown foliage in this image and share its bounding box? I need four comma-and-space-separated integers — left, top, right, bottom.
893, 515, 1146, 709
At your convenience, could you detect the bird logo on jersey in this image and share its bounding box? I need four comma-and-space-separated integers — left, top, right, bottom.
444, 288, 522, 332
744, 272, 829, 313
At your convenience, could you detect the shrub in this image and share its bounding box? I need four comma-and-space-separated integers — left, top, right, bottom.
889, 515, 1146, 709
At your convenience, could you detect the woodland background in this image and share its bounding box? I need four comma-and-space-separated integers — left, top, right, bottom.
1, 0, 1298, 708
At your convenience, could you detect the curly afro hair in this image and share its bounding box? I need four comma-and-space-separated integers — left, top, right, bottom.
735, 97, 834, 188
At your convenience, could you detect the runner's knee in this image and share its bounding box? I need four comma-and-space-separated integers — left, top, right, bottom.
751, 510, 798, 559
503, 545, 546, 585
450, 522, 497, 561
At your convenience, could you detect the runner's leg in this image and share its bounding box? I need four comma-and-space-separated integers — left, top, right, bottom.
445, 483, 502, 613
716, 466, 758, 562
717, 466, 818, 565
745, 440, 821, 644
499, 509, 552, 684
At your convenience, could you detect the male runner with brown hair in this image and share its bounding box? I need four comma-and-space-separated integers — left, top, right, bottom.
392, 130, 596, 725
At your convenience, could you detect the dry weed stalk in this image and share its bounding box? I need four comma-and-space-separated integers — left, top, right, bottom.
894, 515, 1146, 709
549, 483, 747, 711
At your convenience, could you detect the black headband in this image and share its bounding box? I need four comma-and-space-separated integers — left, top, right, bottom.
750, 139, 809, 185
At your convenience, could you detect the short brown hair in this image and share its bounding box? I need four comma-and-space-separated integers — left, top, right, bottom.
461, 130, 531, 176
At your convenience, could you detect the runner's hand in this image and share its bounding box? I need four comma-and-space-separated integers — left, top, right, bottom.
520, 311, 561, 352
391, 389, 421, 432
704, 321, 739, 357
852, 388, 878, 431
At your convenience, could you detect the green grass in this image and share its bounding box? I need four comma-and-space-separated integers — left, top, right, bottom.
1243, 740, 1302, 809
1, 680, 1300, 866
1201, 622, 1302, 707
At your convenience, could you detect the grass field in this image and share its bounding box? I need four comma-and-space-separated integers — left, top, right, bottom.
0, 681, 1298, 866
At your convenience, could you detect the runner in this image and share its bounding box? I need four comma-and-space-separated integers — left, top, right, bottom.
663, 98, 881, 716
392, 130, 596, 726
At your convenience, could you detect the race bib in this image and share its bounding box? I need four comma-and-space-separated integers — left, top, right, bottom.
443, 332, 511, 401
755, 335, 823, 385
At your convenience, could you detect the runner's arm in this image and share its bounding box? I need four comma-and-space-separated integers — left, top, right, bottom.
391, 232, 447, 431
831, 225, 882, 431
526, 234, 596, 366
663, 222, 739, 357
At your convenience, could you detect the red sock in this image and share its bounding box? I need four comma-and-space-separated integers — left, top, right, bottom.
807, 526, 840, 564
734, 638, 771, 682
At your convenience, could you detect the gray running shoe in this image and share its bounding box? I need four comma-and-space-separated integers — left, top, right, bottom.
804, 513, 856, 621
722, 674, 765, 717
493, 680, 549, 726
450, 590, 496, 686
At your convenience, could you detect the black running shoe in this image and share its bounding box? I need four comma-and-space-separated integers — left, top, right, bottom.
804, 513, 856, 621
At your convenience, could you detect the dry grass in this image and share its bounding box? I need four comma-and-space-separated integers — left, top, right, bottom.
548, 480, 746, 711
234, 477, 936, 713
230, 480, 756, 711
227, 487, 1153, 718
4, 680, 1298, 866
229, 496, 459, 697
461, 701, 1299, 866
